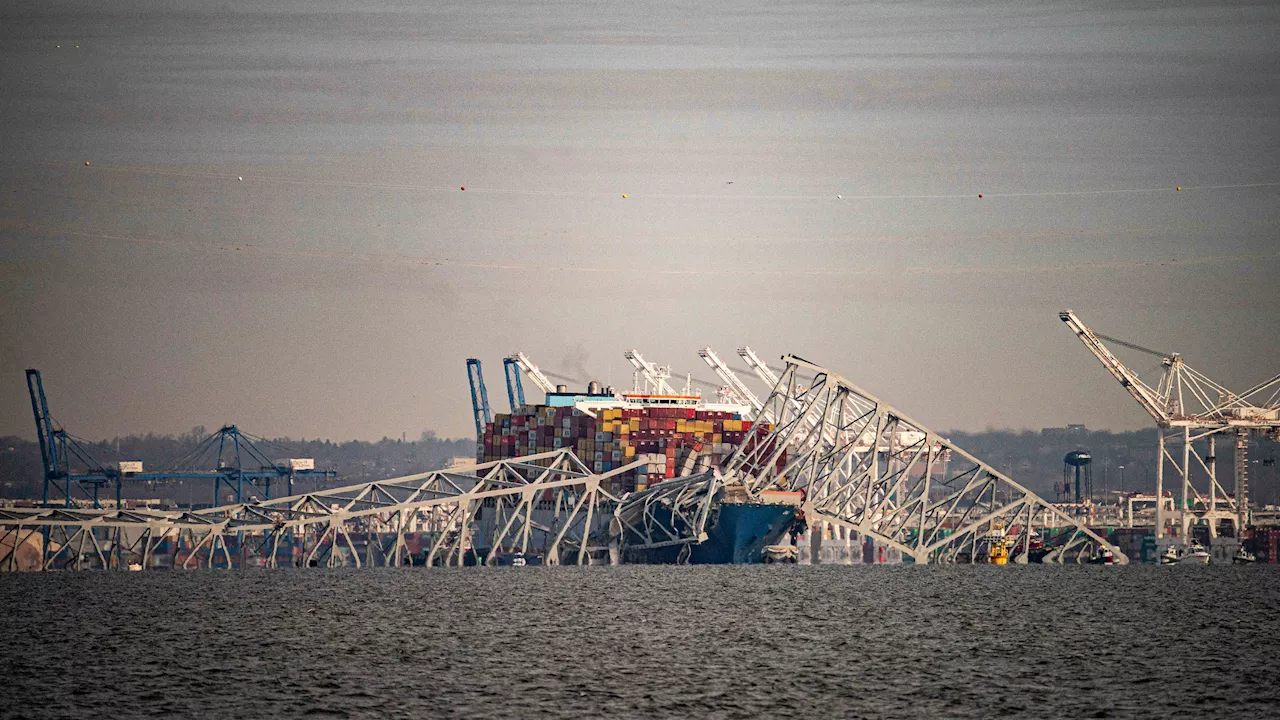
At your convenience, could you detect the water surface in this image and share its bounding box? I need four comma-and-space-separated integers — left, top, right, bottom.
3, 565, 1278, 718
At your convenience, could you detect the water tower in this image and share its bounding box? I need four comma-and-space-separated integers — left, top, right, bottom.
1063, 450, 1093, 503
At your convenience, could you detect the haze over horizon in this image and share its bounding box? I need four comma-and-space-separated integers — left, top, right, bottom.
2, 0, 1277, 443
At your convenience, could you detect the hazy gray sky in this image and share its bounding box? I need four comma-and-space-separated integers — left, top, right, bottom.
2, 0, 1277, 442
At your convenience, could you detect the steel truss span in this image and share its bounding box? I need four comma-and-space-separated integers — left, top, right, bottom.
0, 450, 636, 571
721, 355, 1127, 564
611, 471, 723, 557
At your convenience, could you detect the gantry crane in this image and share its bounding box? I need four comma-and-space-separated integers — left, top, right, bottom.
506, 352, 558, 398
1060, 310, 1280, 541
623, 350, 679, 394
698, 348, 765, 420
501, 358, 526, 411
26, 369, 123, 509
465, 358, 492, 443
738, 346, 780, 389
26, 369, 334, 515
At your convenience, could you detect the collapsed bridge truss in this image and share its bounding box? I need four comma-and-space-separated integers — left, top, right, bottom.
721, 356, 1126, 564
1, 450, 635, 571
3, 357, 1127, 569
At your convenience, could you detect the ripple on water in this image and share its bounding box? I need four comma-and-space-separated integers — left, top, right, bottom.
2, 565, 1280, 719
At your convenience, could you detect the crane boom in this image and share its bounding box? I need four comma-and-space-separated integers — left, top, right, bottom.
501, 358, 526, 411
25, 369, 62, 481
738, 346, 780, 388
1059, 310, 1174, 426
465, 359, 492, 441
698, 348, 763, 418
1094, 333, 1170, 359
507, 352, 557, 395
624, 350, 675, 394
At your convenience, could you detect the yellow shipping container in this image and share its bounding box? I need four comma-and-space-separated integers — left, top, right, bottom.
625, 445, 636, 457
629, 418, 640, 430
713, 433, 722, 443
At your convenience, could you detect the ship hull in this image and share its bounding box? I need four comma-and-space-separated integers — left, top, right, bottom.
624, 501, 799, 565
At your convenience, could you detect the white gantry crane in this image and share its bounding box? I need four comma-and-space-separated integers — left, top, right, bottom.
506, 352, 558, 396
738, 346, 780, 388
624, 350, 679, 395
698, 348, 764, 420
1060, 310, 1280, 542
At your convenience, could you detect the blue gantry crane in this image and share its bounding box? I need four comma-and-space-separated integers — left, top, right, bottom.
24, 369, 337, 508
502, 357, 526, 412
143, 425, 337, 505
26, 369, 123, 508
466, 358, 492, 441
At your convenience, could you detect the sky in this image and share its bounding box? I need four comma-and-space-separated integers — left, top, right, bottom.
1, 0, 1277, 443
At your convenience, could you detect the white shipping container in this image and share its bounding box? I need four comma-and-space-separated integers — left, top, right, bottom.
275, 458, 315, 471
118, 461, 144, 474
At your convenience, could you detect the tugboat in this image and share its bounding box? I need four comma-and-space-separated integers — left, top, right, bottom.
1233, 545, 1257, 565
1179, 541, 1210, 565
1160, 545, 1180, 565
1021, 531, 1054, 563
1088, 545, 1116, 565
761, 544, 798, 564
985, 521, 1010, 565
492, 550, 538, 567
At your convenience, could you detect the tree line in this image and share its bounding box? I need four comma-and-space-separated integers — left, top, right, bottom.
2, 426, 1275, 505
0, 428, 474, 500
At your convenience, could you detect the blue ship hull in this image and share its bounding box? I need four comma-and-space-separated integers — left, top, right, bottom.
625, 501, 799, 565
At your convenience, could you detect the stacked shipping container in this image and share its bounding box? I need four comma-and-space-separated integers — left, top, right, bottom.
479, 404, 780, 494
1250, 527, 1280, 563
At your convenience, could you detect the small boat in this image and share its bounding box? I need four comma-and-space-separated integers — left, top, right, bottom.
492, 550, 541, 567
762, 544, 798, 564
988, 541, 1009, 565
1159, 545, 1180, 565
1087, 546, 1116, 565
985, 521, 1009, 565
127, 562, 143, 571
1233, 546, 1257, 565
1179, 542, 1210, 565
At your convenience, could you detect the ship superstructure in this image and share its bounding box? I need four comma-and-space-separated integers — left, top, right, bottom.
474, 350, 796, 563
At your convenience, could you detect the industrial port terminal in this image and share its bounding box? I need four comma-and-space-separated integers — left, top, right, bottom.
2, 312, 1277, 571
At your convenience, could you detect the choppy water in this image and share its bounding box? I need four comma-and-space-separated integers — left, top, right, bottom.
2, 565, 1279, 719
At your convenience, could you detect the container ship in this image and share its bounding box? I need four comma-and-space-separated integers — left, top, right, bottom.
479, 383, 798, 564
